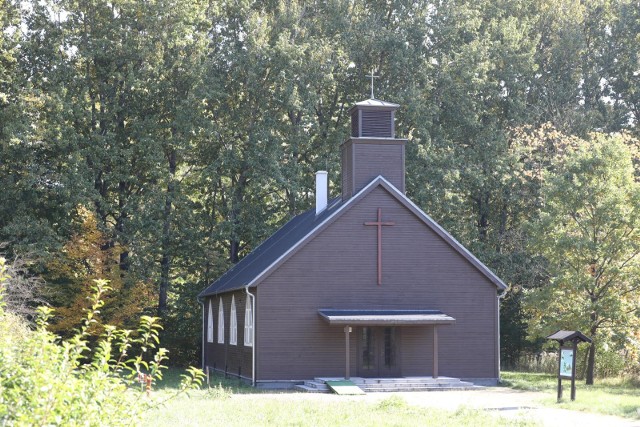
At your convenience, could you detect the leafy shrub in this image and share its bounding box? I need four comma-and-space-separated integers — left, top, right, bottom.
376, 395, 408, 410
0, 258, 205, 426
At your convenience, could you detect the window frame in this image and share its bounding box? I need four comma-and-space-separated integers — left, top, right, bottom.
244, 297, 253, 347
207, 300, 214, 343
229, 295, 238, 345
217, 298, 224, 344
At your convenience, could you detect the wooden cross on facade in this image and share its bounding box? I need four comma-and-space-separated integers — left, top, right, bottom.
364, 208, 395, 285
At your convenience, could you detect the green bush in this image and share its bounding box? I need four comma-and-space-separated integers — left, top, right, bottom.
0, 258, 204, 426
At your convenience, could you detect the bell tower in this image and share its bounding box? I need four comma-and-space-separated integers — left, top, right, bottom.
341, 99, 407, 200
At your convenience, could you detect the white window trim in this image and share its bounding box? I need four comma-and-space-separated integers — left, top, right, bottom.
230, 295, 237, 345
207, 300, 214, 343
244, 297, 253, 347
217, 298, 224, 344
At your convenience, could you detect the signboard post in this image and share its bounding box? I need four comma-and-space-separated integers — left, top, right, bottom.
546, 330, 592, 403
557, 344, 577, 401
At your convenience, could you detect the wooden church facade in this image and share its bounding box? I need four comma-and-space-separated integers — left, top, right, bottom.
199, 99, 507, 388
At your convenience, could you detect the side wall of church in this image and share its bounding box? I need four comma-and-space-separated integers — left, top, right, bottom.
203, 289, 253, 381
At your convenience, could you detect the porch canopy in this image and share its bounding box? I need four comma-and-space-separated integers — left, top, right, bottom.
318, 309, 455, 325
318, 309, 455, 380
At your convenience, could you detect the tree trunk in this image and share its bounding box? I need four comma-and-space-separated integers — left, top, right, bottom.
586, 299, 598, 385
476, 192, 490, 242
117, 181, 130, 272
585, 341, 595, 385
229, 171, 248, 264
158, 149, 176, 317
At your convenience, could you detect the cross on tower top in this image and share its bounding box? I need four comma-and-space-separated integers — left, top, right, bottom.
366, 69, 379, 99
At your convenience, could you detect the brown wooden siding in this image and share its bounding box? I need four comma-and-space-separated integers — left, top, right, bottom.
353, 143, 404, 193
341, 139, 406, 199
204, 290, 253, 379
255, 186, 499, 381
341, 143, 354, 200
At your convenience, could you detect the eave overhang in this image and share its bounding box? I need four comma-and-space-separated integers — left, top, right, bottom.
318, 309, 456, 326
546, 330, 592, 344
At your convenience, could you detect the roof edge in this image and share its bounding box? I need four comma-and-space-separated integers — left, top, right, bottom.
201, 175, 508, 296
243, 177, 388, 289
374, 176, 508, 290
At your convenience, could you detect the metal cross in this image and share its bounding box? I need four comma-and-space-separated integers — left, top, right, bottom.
367, 69, 379, 99
364, 208, 395, 285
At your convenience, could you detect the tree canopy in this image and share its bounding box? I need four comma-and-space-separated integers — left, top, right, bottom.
0, 0, 638, 375
527, 134, 640, 382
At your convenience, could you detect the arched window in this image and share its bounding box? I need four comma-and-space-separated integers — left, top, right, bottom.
207, 300, 214, 343
244, 297, 253, 347
230, 295, 237, 345
217, 298, 224, 344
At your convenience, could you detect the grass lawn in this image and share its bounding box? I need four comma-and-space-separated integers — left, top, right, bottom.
501, 371, 640, 420
141, 369, 535, 427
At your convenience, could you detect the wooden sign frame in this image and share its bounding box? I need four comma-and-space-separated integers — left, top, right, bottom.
557, 342, 578, 401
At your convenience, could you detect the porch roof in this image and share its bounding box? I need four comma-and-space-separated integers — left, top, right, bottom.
318, 309, 455, 326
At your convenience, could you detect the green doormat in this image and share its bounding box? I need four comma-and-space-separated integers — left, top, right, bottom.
325, 380, 365, 395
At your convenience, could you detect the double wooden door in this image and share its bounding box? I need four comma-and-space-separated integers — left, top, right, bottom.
357, 326, 400, 377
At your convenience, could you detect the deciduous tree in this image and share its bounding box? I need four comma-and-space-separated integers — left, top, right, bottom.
527, 133, 640, 383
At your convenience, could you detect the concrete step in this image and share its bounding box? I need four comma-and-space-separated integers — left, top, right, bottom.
307, 376, 480, 393
352, 377, 463, 385
294, 380, 331, 393
362, 386, 480, 392
294, 384, 330, 393
358, 380, 475, 387
360, 382, 479, 391
304, 380, 330, 391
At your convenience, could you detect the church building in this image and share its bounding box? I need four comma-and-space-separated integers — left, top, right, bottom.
198, 97, 507, 389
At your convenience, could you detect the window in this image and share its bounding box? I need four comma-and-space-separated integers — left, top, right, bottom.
217, 298, 224, 344
207, 300, 214, 343
229, 295, 237, 345
244, 297, 253, 347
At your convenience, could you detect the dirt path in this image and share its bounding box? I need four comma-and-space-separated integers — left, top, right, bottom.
393, 388, 639, 426
245, 387, 639, 426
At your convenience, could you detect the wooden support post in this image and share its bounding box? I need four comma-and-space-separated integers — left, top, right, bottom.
344, 326, 351, 380
557, 343, 563, 402
570, 340, 577, 401
433, 325, 439, 379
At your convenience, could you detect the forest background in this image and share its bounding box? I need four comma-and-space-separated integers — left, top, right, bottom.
1, 0, 639, 381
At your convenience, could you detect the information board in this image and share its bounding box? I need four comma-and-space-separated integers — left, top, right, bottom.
560, 348, 574, 378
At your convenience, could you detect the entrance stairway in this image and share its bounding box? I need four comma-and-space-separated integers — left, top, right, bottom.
294, 376, 479, 393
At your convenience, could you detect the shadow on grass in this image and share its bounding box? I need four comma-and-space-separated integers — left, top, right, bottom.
499, 372, 557, 392
154, 367, 290, 395
502, 371, 640, 420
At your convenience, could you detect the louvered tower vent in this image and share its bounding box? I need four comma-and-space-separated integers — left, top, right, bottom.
350, 100, 397, 138
341, 99, 407, 199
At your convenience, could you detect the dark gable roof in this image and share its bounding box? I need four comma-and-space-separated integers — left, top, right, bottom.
199, 176, 508, 298
198, 196, 345, 297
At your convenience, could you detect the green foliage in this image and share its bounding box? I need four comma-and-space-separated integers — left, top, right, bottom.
1, 0, 640, 368
526, 133, 640, 381
500, 287, 540, 369
0, 258, 205, 426
376, 395, 409, 410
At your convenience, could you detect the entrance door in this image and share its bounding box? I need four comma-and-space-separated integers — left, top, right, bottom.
357, 327, 401, 377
